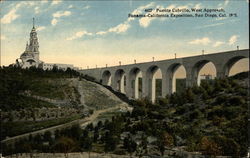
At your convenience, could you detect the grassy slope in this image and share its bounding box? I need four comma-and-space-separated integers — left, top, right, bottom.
0, 66, 123, 140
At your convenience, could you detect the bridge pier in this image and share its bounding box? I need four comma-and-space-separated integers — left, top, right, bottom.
161, 72, 172, 97
110, 75, 116, 90
215, 64, 226, 78
142, 71, 149, 99
185, 67, 195, 88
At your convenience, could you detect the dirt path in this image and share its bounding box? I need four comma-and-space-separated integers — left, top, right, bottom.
1, 103, 131, 144
79, 103, 130, 127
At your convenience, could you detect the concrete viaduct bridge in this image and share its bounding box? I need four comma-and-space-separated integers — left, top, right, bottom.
79, 49, 249, 102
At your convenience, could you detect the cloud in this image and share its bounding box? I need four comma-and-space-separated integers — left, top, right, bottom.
53, 11, 71, 18
218, 0, 229, 8
34, 7, 40, 14
68, 5, 73, 9
96, 31, 107, 35
224, 0, 229, 6
1, 35, 6, 40
228, 35, 238, 45
213, 41, 225, 47
41, 0, 48, 4
96, 3, 154, 35
1, 1, 39, 24
96, 2, 191, 36
51, 18, 58, 26
189, 37, 211, 45
27, 1, 35, 6
1, 4, 20, 24
36, 26, 46, 31
128, 2, 155, 22
96, 22, 130, 35
84, 5, 90, 9
139, 16, 152, 28
131, 2, 158, 27
198, 23, 224, 28
51, 11, 71, 26
108, 23, 130, 33
51, 0, 62, 5
194, 3, 202, 9
137, 4, 189, 28
96, 2, 198, 36
66, 31, 92, 40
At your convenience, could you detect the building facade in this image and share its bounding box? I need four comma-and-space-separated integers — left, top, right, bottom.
16, 18, 78, 71
16, 20, 40, 68
41, 63, 75, 71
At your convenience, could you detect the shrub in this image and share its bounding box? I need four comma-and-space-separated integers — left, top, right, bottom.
213, 135, 240, 156
199, 136, 222, 156
228, 96, 245, 106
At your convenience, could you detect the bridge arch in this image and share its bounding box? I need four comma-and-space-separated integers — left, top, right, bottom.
191, 60, 217, 86
146, 65, 162, 103
101, 70, 111, 86
223, 56, 248, 77
190, 60, 217, 86
166, 63, 187, 94
114, 69, 126, 93
128, 67, 142, 99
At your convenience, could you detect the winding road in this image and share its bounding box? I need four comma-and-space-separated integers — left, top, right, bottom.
1, 103, 130, 144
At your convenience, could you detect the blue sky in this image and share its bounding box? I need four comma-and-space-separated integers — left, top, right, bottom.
0, 0, 249, 69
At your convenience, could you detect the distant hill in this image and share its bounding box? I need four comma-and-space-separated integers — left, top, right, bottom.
230, 71, 249, 80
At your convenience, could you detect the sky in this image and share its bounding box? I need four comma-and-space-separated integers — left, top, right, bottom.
0, 0, 249, 74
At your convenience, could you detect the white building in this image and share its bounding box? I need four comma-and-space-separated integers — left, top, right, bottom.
200, 74, 213, 80
41, 63, 75, 71
16, 18, 78, 71
16, 19, 40, 68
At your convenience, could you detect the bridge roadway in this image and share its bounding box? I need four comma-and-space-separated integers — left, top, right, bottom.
79, 49, 249, 102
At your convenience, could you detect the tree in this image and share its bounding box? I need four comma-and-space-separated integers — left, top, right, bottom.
82, 136, 92, 158
157, 132, 174, 156
34, 134, 42, 144
53, 136, 77, 158
55, 129, 60, 139
124, 134, 137, 157
185, 88, 195, 103
104, 132, 118, 152
213, 135, 240, 157
43, 131, 52, 142
87, 123, 93, 131
97, 121, 103, 129
69, 125, 81, 141
199, 136, 222, 156
136, 134, 148, 158
157, 140, 165, 156
93, 128, 99, 142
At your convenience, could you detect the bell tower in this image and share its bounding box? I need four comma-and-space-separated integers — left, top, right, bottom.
29, 18, 39, 61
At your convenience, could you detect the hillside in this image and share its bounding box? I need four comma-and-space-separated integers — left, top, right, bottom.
0, 66, 128, 140
1, 67, 249, 157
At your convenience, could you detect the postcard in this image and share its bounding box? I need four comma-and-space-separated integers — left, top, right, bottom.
0, 0, 249, 157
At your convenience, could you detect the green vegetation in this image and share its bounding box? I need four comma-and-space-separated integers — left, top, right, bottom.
0, 66, 81, 111
1, 66, 248, 157
1, 115, 81, 140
